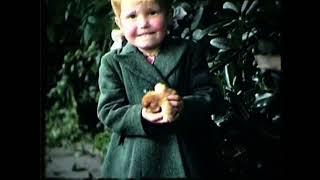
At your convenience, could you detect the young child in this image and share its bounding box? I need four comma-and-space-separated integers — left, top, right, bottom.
97, 0, 222, 178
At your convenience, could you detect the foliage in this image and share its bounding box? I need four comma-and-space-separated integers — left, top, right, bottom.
45, 0, 115, 148
45, 88, 81, 147
93, 128, 112, 157
169, 0, 282, 178
46, 41, 103, 146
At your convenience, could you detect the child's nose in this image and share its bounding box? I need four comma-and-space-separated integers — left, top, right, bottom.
137, 16, 149, 28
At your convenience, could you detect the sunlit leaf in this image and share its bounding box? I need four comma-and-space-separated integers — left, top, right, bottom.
214, 50, 237, 63
232, 76, 238, 87
192, 29, 207, 40
191, 5, 204, 30
181, 28, 190, 38
210, 37, 231, 50
254, 92, 273, 108
83, 24, 93, 46
88, 16, 97, 24
208, 62, 214, 69
246, 0, 259, 15
206, 24, 221, 36
65, 2, 72, 21
222, 19, 237, 28
208, 32, 219, 37
70, 64, 75, 73
241, 0, 249, 14
180, 2, 192, 11
223, 2, 239, 13
224, 64, 232, 88
242, 28, 257, 40
173, 6, 187, 20
218, 49, 228, 53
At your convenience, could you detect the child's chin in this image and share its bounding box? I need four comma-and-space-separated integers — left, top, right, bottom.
136, 40, 163, 49
138, 44, 160, 50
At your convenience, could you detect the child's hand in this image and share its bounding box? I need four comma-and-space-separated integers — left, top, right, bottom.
142, 94, 183, 124
167, 94, 183, 121
142, 107, 163, 123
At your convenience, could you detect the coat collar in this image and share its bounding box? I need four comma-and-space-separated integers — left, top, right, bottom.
115, 38, 188, 85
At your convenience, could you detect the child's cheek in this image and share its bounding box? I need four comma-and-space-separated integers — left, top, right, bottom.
151, 18, 166, 32
123, 25, 137, 40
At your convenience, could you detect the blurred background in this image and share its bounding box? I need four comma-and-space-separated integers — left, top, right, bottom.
42, 0, 282, 178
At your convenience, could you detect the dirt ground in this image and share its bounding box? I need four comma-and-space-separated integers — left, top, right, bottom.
45, 146, 103, 179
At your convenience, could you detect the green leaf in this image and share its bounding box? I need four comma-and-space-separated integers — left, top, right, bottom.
88, 16, 97, 24
181, 28, 190, 38
224, 62, 238, 89
246, 0, 259, 15
173, 6, 187, 20
242, 28, 257, 40
254, 92, 273, 108
64, 2, 72, 21
223, 2, 239, 13
211, 50, 238, 72
192, 29, 207, 41
191, 5, 204, 30
224, 64, 232, 89
205, 24, 222, 36
210, 37, 231, 50
222, 19, 237, 28
180, 2, 192, 11
241, 0, 250, 14
83, 23, 93, 46
208, 32, 219, 37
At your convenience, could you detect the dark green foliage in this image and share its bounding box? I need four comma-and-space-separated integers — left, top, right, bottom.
169, 0, 282, 178
45, 0, 115, 149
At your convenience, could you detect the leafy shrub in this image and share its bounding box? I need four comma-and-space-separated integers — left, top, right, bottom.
45, 0, 115, 149
45, 41, 103, 146
170, 0, 282, 178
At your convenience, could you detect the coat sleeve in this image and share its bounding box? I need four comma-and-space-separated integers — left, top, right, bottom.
178, 42, 221, 129
97, 52, 147, 137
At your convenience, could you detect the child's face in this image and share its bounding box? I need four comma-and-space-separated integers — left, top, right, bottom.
116, 0, 167, 53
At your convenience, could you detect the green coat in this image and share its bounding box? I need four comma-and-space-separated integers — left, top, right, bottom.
97, 38, 221, 178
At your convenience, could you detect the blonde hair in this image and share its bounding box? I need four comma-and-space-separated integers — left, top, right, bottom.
111, 0, 172, 18
111, 0, 121, 18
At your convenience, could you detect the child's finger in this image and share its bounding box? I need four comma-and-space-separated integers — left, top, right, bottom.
148, 112, 163, 122
169, 100, 180, 107
151, 112, 163, 121
169, 99, 184, 109
153, 106, 161, 112
142, 108, 163, 122
167, 94, 181, 101
152, 118, 170, 124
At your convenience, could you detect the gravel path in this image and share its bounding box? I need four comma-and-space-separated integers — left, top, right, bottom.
45, 147, 103, 179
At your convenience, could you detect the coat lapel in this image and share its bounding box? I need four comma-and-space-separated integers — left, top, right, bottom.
115, 43, 163, 84
115, 39, 187, 85
154, 39, 187, 81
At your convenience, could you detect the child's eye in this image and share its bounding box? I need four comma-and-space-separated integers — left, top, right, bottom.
149, 11, 158, 15
126, 13, 136, 19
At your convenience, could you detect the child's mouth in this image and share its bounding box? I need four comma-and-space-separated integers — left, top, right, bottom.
138, 32, 155, 36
